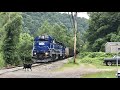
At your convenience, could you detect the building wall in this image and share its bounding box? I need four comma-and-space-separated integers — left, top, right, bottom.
105, 43, 120, 53
105, 44, 111, 53
110, 45, 117, 53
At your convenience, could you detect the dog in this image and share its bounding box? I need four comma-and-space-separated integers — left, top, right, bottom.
23, 63, 32, 71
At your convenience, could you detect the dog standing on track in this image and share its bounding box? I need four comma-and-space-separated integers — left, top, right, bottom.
23, 63, 32, 71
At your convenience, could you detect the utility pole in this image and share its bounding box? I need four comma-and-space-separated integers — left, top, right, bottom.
8, 12, 11, 22
71, 12, 77, 63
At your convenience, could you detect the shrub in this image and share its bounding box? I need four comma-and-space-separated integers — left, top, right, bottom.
78, 52, 116, 65
0, 52, 5, 68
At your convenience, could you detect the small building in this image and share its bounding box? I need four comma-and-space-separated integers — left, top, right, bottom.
105, 42, 120, 53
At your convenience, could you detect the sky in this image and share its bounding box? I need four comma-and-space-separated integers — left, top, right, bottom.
77, 12, 89, 19
60, 12, 89, 19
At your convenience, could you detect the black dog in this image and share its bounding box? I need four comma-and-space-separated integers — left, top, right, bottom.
23, 63, 32, 71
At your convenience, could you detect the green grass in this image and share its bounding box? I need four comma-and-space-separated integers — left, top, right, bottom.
81, 71, 117, 78
53, 60, 80, 71
0, 52, 5, 69
53, 52, 120, 78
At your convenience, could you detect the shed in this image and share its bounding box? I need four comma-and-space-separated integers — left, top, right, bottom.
105, 42, 120, 53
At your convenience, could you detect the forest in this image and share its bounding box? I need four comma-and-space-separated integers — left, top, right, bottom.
0, 12, 120, 68
0, 12, 88, 67
86, 12, 120, 52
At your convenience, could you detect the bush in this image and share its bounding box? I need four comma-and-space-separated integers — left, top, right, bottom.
0, 52, 5, 68
80, 57, 102, 65
79, 52, 90, 58
78, 52, 116, 65
79, 52, 115, 58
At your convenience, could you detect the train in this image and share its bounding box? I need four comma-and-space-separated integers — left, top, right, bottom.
32, 35, 76, 62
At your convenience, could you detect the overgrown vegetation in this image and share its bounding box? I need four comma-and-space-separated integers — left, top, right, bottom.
3, 14, 22, 66
0, 12, 88, 68
0, 12, 34, 67
79, 52, 115, 65
85, 12, 120, 52
18, 33, 33, 63
67, 52, 116, 66
1, 12, 120, 70
81, 71, 116, 78
22, 12, 89, 37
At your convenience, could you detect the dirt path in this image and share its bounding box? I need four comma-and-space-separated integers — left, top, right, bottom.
0, 58, 116, 78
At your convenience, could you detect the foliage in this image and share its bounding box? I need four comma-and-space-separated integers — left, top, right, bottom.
22, 12, 89, 52
22, 12, 89, 37
18, 33, 33, 63
81, 71, 116, 78
85, 12, 120, 52
3, 13, 22, 66
0, 52, 5, 68
79, 52, 115, 65
0, 12, 89, 67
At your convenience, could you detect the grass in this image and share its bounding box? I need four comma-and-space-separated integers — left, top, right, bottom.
51, 52, 120, 78
54, 57, 120, 71
81, 71, 117, 78
53, 59, 80, 71
0, 52, 5, 69
53, 52, 120, 78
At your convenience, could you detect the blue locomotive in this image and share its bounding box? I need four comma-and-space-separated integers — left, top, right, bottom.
32, 35, 67, 62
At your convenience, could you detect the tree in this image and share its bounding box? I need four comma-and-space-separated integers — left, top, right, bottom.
3, 13, 22, 66
52, 23, 67, 43
36, 20, 75, 50
71, 12, 77, 63
36, 20, 54, 36
18, 33, 33, 63
22, 12, 89, 37
86, 12, 120, 52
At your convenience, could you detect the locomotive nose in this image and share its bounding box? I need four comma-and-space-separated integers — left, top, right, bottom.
34, 46, 49, 53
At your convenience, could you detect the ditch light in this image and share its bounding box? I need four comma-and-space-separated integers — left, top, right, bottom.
116, 71, 120, 78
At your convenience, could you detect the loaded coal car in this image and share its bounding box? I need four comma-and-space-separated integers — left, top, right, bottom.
32, 35, 66, 62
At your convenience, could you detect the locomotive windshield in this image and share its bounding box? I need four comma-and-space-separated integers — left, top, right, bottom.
34, 35, 52, 46
34, 40, 48, 45
39, 39, 48, 41
38, 35, 49, 41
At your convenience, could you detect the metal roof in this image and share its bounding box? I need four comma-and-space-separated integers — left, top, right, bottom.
105, 42, 120, 46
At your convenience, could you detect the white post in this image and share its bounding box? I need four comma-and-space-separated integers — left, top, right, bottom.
117, 43, 118, 72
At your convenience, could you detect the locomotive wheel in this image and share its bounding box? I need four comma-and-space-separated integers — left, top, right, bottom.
62, 54, 65, 59
55, 54, 59, 60
58, 54, 62, 60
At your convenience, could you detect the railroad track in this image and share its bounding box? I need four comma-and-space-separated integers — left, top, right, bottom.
0, 57, 73, 75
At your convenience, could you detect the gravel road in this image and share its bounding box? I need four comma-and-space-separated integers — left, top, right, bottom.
0, 58, 115, 78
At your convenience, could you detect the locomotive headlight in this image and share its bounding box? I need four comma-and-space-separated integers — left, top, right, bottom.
45, 52, 49, 56
34, 52, 36, 55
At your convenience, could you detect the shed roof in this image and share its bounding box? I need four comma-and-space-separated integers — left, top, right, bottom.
105, 42, 120, 46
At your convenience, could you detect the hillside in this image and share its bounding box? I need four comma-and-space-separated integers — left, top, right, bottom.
22, 12, 89, 37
